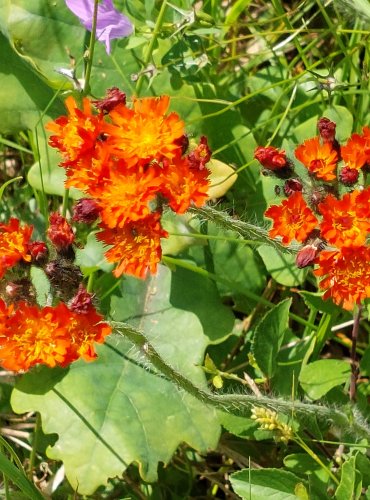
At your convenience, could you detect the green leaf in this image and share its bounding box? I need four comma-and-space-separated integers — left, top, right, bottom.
299, 359, 351, 399
335, 456, 359, 500
299, 291, 340, 315
284, 453, 326, 474
74, 232, 113, 274
230, 468, 311, 500
257, 245, 306, 287
0, 451, 44, 500
11, 337, 220, 495
111, 264, 235, 345
12, 266, 223, 495
252, 298, 292, 378
30, 267, 50, 307
0, 32, 63, 134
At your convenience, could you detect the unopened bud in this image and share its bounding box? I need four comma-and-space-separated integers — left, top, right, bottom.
69, 285, 94, 314
284, 178, 303, 196
92, 87, 126, 113
47, 212, 75, 254
28, 241, 48, 265
318, 117, 336, 143
339, 166, 359, 186
72, 198, 101, 224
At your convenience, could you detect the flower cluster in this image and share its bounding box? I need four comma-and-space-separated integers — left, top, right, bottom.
47, 90, 211, 278
0, 215, 111, 372
255, 118, 370, 310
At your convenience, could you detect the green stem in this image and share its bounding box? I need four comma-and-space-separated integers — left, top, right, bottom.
62, 188, 70, 218
135, 0, 168, 96
294, 435, 339, 485
28, 413, 41, 480
83, 0, 99, 95
87, 272, 95, 293
112, 321, 370, 440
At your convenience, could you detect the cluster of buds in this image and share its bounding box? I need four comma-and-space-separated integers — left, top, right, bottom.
251, 406, 293, 443
254, 118, 370, 310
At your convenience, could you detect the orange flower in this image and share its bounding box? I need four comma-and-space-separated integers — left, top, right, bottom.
47, 96, 105, 166
65, 307, 112, 363
0, 218, 33, 278
295, 137, 338, 181
264, 192, 318, 245
315, 247, 370, 310
340, 133, 368, 170
0, 302, 71, 372
161, 157, 210, 213
319, 189, 370, 247
98, 214, 168, 278
0, 300, 112, 372
104, 96, 185, 168
64, 143, 110, 191
91, 162, 163, 228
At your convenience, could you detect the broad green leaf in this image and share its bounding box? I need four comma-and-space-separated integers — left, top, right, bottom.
335, 456, 359, 500
0, 32, 63, 134
12, 336, 220, 494
299, 359, 351, 399
218, 412, 257, 437
12, 266, 227, 494
111, 264, 235, 346
230, 468, 311, 500
252, 298, 292, 378
257, 245, 306, 287
161, 211, 205, 256
284, 453, 327, 474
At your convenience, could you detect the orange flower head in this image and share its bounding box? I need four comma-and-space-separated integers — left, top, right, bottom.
319, 189, 370, 247
0, 218, 33, 278
0, 300, 112, 372
295, 137, 338, 181
64, 143, 110, 191
92, 162, 163, 228
340, 133, 368, 170
98, 214, 168, 278
47, 96, 105, 166
161, 156, 210, 214
265, 191, 318, 245
315, 247, 370, 310
0, 302, 72, 372
104, 96, 185, 168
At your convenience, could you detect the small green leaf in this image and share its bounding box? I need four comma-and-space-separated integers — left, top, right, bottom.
230, 468, 311, 500
30, 267, 50, 307
252, 298, 292, 378
335, 456, 358, 500
299, 359, 351, 399
257, 245, 306, 287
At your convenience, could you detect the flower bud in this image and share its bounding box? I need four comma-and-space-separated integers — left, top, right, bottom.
318, 117, 336, 143
28, 241, 48, 265
69, 285, 94, 314
45, 259, 82, 300
254, 146, 287, 170
188, 136, 212, 170
92, 87, 126, 113
72, 198, 101, 224
339, 166, 359, 186
283, 178, 303, 196
47, 212, 75, 254
5, 278, 35, 303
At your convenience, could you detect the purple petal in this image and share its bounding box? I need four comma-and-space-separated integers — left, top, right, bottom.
65, 0, 133, 54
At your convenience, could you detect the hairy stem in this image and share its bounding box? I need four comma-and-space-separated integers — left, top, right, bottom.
112, 321, 370, 441
350, 306, 362, 401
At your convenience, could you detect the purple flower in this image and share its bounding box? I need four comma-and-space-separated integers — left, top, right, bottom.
65, 0, 133, 54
